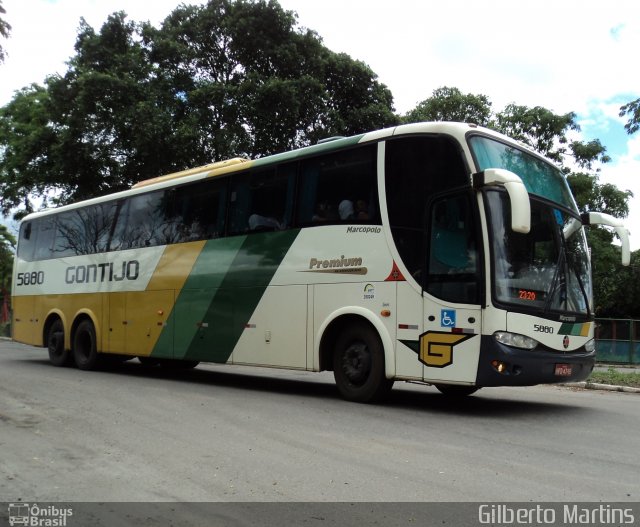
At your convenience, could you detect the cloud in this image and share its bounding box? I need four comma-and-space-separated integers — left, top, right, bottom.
0, 0, 203, 104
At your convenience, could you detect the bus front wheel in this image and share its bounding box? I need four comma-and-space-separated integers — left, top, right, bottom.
333, 323, 393, 403
73, 319, 101, 371
47, 319, 72, 367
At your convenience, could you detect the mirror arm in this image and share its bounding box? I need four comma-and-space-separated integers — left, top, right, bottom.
581, 212, 630, 266
473, 169, 531, 234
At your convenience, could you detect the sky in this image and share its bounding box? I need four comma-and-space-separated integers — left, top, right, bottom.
1, 0, 639, 249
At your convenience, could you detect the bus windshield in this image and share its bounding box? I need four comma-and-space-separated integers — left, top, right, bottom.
469, 135, 578, 212
486, 191, 592, 316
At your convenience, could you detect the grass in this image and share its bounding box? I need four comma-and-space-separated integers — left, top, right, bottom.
588, 367, 640, 388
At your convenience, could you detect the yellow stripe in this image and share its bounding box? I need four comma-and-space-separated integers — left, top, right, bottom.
580, 322, 591, 337
123, 241, 207, 356
132, 158, 250, 188
146, 241, 206, 291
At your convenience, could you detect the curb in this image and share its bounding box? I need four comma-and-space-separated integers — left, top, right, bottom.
562, 381, 640, 394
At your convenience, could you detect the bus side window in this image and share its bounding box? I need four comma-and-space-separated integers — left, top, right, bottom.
17, 222, 34, 261
228, 173, 252, 235
172, 178, 228, 241
297, 145, 378, 225
33, 219, 56, 261
53, 212, 80, 257
53, 203, 117, 257
111, 190, 173, 249
229, 168, 294, 235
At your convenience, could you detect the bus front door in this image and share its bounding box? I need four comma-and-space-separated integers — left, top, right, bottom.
421, 192, 482, 385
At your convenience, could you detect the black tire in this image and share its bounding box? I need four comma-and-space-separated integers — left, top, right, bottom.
73, 319, 101, 371
47, 319, 72, 367
333, 322, 393, 403
435, 384, 480, 397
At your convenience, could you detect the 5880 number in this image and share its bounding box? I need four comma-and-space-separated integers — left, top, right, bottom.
533, 323, 554, 334
16, 271, 45, 286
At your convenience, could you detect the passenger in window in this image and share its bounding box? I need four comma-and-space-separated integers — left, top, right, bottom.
355, 199, 369, 220
338, 200, 355, 221
312, 201, 336, 222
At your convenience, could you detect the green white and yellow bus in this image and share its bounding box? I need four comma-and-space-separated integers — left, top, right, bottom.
11, 122, 630, 401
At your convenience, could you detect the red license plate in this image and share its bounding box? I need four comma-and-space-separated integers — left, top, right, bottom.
555, 363, 572, 376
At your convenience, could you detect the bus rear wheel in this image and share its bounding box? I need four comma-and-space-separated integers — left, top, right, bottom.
47, 319, 71, 367
73, 319, 101, 371
333, 323, 393, 403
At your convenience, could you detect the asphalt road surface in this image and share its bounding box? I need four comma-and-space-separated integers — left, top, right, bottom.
1, 339, 639, 503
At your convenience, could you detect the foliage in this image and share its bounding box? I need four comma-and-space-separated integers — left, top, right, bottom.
494, 104, 580, 165
0, 0, 11, 63
619, 97, 640, 135
0, 84, 58, 217
566, 172, 630, 218
402, 86, 492, 126
0, 223, 15, 290
568, 173, 635, 317
0, 0, 397, 213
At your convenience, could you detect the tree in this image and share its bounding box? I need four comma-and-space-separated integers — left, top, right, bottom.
0, 0, 11, 64
0, 223, 13, 331
143, 0, 397, 160
566, 172, 633, 316
0, 84, 57, 216
0, 0, 397, 213
402, 86, 492, 126
0, 12, 164, 214
0, 223, 14, 273
619, 97, 640, 135
0, 223, 15, 293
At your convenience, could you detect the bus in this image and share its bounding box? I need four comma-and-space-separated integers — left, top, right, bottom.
11, 122, 630, 402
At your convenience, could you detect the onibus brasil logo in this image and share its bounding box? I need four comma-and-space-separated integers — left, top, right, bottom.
7, 503, 73, 526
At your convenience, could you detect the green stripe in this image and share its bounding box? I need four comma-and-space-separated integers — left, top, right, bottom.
151, 236, 246, 359
399, 340, 420, 353
559, 323, 583, 336
152, 230, 300, 361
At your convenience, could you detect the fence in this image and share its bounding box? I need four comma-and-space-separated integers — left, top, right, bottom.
594, 319, 640, 364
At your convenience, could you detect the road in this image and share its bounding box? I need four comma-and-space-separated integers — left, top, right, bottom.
1, 339, 639, 504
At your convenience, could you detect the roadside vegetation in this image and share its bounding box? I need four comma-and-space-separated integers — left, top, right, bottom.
588, 367, 640, 388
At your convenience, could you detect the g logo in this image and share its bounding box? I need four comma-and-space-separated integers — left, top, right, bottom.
419, 331, 474, 368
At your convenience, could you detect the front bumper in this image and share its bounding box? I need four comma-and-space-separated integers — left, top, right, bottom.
476, 336, 596, 387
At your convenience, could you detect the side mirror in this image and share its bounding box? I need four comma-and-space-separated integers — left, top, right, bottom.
473, 169, 531, 233
581, 212, 631, 266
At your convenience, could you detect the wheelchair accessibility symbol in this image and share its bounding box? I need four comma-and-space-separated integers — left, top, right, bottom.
440, 309, 456, 328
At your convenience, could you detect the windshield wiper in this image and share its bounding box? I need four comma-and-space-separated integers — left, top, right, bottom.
545, 222, 591, 316
543, 247, 565, 314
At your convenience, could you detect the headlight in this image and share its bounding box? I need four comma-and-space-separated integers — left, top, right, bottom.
585, 339, 595, 352
494, 331, 538, 350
